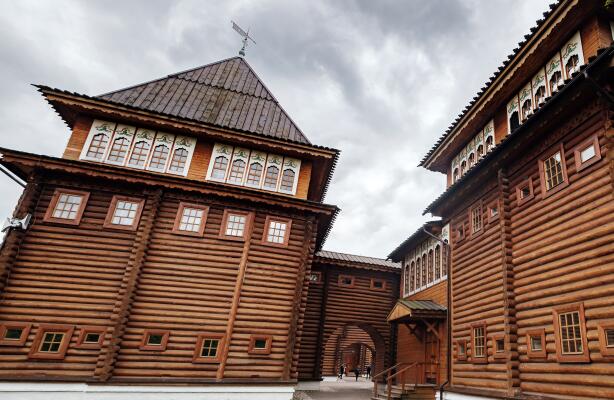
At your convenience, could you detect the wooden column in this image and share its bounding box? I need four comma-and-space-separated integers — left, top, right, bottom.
216, 212, 256, 380
95, 189, 163, 380
282, 219, 315, 380
313, 266, 330, 380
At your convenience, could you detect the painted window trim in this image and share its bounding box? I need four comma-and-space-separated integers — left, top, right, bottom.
248, 335, 273, 355
492, 334, 507, 360
28, 324, 74, 360
172, 202, 209, 237
515, 178, 534, 206
456, 339, 468, 361
103, 195, 145, 231
0, 322, 32, 346
43, 189, 90, 226
526, 329, 547, 359
552, 303, 590, 363
79, 120, 116, 162
487, 199, 500, 224
370, 279, 386, 291
470, 322, 488, 364
538, 143, 569, 199
573, 134, 602, 173
338, 274, 355, 288
597, 322, 614, 357
468, 200, 483, 238
261, 216, 292, 247
193, 333, 225, 364
104, 125, 136, 167
139, 330, 170, 351
218, 209, 253, 241
76, 326, 105, 349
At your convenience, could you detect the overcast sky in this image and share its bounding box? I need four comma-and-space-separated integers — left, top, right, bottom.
0, 0, 551, 258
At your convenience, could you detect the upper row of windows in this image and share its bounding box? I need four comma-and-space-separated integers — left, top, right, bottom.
451, 120, 495, 183
403, 244, 446, 297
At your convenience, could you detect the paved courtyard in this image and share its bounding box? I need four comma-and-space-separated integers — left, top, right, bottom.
295, 378, 373, 400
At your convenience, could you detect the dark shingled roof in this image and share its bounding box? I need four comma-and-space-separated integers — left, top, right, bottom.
315, 250, 400, 269
97, 57, 311, 145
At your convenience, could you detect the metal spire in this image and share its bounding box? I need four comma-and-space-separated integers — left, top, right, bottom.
231, 21, 256, 57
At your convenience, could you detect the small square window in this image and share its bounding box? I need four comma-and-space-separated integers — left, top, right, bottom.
193, 333, 225, 363
219, 210, 252, 240
172, 202, 208, 237
44, 189, 90, 225
139, 330, 169, 351
104, 196, 144, 231
539, 144, 569, 198
456, 340, 467, 361
76, 326, 105, 349
262, 216, 292, 246
370, 279, 385, 291
574, 135, 602, 172
0, 322, 32, 346
516, 178, 534, 206
553, 303, 589, 363
29, 324, 74, 360
492, 334, 506, 359
338, 275, 355, 288
248, 335, 272, 355
526, 329, 546, 359
456, 224, 465, 243
598, 323, 614, 356
309, 272, 322, 283
488, 200, 499, 223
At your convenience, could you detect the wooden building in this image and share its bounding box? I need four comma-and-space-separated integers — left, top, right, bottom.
390, 1, 614, 399
0, 57, 347, 399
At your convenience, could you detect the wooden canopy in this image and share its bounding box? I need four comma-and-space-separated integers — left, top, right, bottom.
387, 299, 446, 323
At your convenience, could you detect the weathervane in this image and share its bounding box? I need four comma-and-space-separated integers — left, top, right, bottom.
231, 20, 256, 57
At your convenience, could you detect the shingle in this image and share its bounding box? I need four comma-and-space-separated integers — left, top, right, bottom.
315, 250, 400, 269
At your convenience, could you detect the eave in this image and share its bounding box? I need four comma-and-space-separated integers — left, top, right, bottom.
314, 253, 400, 274
387, 220, 443, 262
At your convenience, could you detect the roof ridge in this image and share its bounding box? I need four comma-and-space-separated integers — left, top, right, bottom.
317, 249, 394, 262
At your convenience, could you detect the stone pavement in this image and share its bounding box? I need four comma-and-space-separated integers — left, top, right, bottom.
295, 378, 374, 400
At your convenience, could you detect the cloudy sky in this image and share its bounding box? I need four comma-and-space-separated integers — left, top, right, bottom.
0, 0, 551, 258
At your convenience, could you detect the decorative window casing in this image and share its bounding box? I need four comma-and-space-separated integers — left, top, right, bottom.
81, 120, 115, 161
248, 335, 272, 355
456, 340, 467, 361
172, 203, 208, 237
526, 329, 546, 359
421, 254, 427, 287
140, 330, 170, 351
574, 135, 601, 172
148, 142, 172, 172
193, 333, 224, 363
434, 245, 441, 280
219, 210, 252, 241
338, 275, 355, 288
561, 31, 584, 79
403, 264, 409, 295
532, 69, 547, 106
469, 202, 482, 236
539, 144, 568, 198
104, 196, 145, 231
507, 97, 520, 133
519, 83, 533, 122
427, 250, 434, 284
404, 230, 447, 296
44, 189, 90, 225
76, 326, 105, 349
262, 216, 292, 246
127, 128, 155, 169
29, 324, 74, 360
206, 143, 301, 195
471, 323, 487, 363
598, 322, 614, 357
409, 262, 415, 293
553, 303, 589, 363
492, 334, 506, 359
0, 322, 31, 346
516, 178, 534, 206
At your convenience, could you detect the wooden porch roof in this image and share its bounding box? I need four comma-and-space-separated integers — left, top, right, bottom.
387, 299, 447, 323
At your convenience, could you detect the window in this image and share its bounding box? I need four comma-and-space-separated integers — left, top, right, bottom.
0, 322, 31, 346
309, 272, 322, 283
574, 135, 601, 172
263, 166, 280, 190
492, 334, 506, 359
452, 168, 459, 183
488, 200, 499, 223
404, 265, 409, 294
515, 179, 534, 206
128, 141, 150, 167
526, 329, 546, 359
173, 203, 208, 237
539, 145, 568, 198
427, 250, 434, 284
421, 255, 427, 287
193, 333, 224, 363
409, 262, 415, 292
279, 169, 296, 192
148, 144, 170, 170
86, 133, 109, 159
415, 259, 421, 290
467, 153, 475, 168
246, 162, 263, 186
471, 324, 487, 362
248, 335, 272, 355
228, 159, 246, 183
168, 148, 189, 174
534, 86, 547, 106
509, 111, 520, 132
456, 340, 467, 361
370, 279, 385, 291
211, 156, 229, 180
470, 203, 482, 235
434, 245, 441, 280
598, 323, 614, 356
44, 189, 89, 225
549, 71, 563, 93
219, 210, 251, 240
521, 99, 532, 121
476, 145, 484, 159
263, 217, 291, 246
76, 326, 105, 349
565, 54, 579, 78
103, 196, 144, 231
456, 224, 465, 243
140, 330, 169, 351
338, 275, 355, 288
107, 137, 130, 163
460, 160, 467, 175
29, 324, 74, 360
553, 303, 589, 362
485, 136, 494, 152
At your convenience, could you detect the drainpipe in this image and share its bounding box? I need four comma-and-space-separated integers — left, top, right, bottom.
422, 227, 451, 400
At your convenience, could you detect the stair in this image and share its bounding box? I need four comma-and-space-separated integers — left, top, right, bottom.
371, 384, 436, 400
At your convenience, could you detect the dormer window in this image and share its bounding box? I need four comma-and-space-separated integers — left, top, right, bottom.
86, 133, 109, 159
521, 99, 532, 121
534, 86, 546, 106
211, 156, 229, 180
549, 71, 563, 94
565, 55, 579, 78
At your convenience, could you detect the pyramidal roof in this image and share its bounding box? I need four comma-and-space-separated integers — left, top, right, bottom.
97, 57, 310, 144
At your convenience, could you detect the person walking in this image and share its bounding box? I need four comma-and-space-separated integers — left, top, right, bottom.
338, 364, 345, 380
366, 365, 371, 379
355, 367, 360, 381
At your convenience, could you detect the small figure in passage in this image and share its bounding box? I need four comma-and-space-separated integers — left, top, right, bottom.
355, 367, 360, 381
366, 365, 371, 379
338, 364, 345, 380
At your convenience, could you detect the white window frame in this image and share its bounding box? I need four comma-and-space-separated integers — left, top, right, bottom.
226, 147, 250, 185
104, 124, 136, 166
262, 154, 283, 192
147, 132, 175, 173
561, 31, 584, 80
278, 157, 301, 195
126, 128, 156, 169
206, 143, 233, 182
166, 135, 196, 177
80, 120, 117, 162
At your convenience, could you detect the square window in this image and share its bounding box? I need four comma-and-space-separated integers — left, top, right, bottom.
29, 324, 74, 360
262, 216, 292, 246
539, 144, 569, 198
553, 303, 589, 363
193, 333, 225, 363
370, 279, 385, 291
598, 323, 614, 356
526, 329, 546, 359
0, 322, 32, 346
139, 330, 169, 351
488, 200, 499, 223
496, 339, 504, 352
219, 210, 252, 240
104, 196, 144, 231
248, 335, 272, 355
515, 178, 534, 206
309, 272, 322, 283
455, 224, 465, 243
44, 189, 90, 225
172, 203, 208, 237
456, 340, 467, 361
492, 334, 506, 359
338, 275, 355, 288
76, 326, 105, 349
574, 135, 602, 172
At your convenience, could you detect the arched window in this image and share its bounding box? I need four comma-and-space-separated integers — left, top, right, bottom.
534, 86, 546, 106
421, 255, 427, 287
129, 141, 150, 167
435, 245, 441, 280
521, 99, 532, 121
468, 153, 475, 168
149, 144, 170, 170
460, 161, 467, 175
86, 133, 109, 159
428, 250, 434, 284
279, 169, 296, 192
168, 148, 189, 173
404, 265, 409, 295
453, 168, 459, 183
415, 259, 421, 290
409, 261, 415, 292
485, 136, 494, 152
565, 55, 579, 78
509, 111, 520, 132
264, 166, 280, 189
107, 137, 130, 162
549, 71, 562, 94
476, 145, 484, 159
211, 156, 229, 180
228, 159, 246, 183
246, 162, 263, 186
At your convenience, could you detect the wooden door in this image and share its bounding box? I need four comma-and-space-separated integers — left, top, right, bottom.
424, 327, 439, 384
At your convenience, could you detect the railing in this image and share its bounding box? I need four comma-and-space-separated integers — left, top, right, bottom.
373, 361, 440, 400
372, 362, 403, 399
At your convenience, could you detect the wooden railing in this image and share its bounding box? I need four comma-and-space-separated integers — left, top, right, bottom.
372, 361, 440, 400
372, 362, 403, 399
